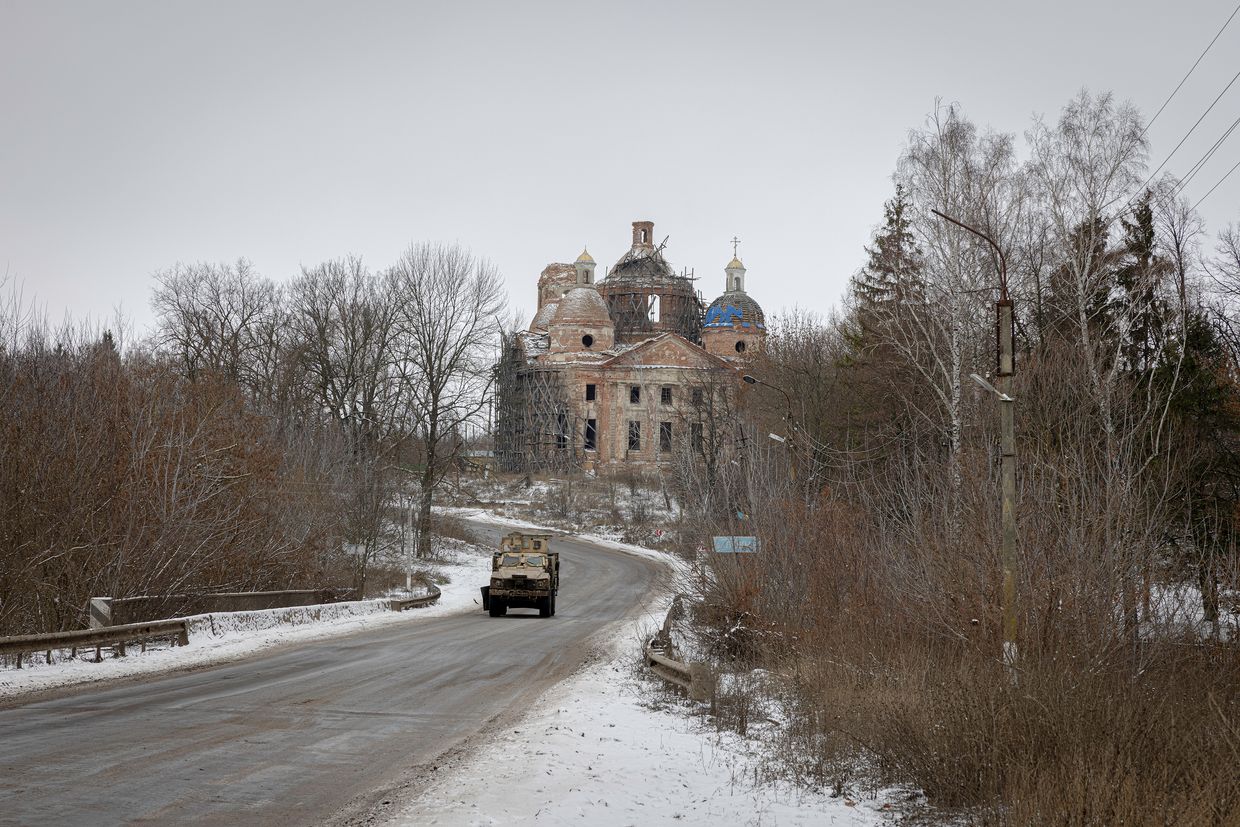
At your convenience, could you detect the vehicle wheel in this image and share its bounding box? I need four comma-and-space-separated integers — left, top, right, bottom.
538, 596, 551, 618
550, 594, 556, 616
489, 598, 506, 617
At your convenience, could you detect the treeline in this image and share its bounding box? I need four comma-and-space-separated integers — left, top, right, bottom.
0, 243, 504, 636
679, 92, 1240, 823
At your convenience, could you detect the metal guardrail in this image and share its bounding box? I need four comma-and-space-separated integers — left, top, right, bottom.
2, 586, 444, 670
644, 595, 714, 702
0, 619, 190, 669
388, 584, 442, 612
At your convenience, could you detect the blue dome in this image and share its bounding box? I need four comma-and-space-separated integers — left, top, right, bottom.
703, 292, 765, 330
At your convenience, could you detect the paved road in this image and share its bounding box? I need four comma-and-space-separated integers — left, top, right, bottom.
0, 522, 666, 826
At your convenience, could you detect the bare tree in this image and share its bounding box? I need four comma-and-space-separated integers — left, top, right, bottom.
151, 259, 277, 388
1025, 90, 1148, 451
879, 101, 1024, 530
389, 242, 506, 558
285, 257, 406, 589
288, 256, 401, 433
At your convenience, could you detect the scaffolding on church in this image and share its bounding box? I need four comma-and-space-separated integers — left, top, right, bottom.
600, 241, 704, 344
493, 332, 583, 474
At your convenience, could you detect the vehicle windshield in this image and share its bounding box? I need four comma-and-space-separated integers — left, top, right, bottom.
523, 554, 546, 568
500, 553, 522, 567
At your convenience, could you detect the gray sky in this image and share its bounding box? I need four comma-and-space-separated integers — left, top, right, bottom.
2, 0, 1238, 333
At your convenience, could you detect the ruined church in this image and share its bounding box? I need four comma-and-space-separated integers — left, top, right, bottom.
494, 220, 766, 472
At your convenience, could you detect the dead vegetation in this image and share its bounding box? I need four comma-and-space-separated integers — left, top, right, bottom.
660, 92, 1240, 824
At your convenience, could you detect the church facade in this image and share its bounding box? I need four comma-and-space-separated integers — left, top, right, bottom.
494, 220, 767, 473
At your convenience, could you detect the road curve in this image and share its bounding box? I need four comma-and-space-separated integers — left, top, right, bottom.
0, 521, 667, 826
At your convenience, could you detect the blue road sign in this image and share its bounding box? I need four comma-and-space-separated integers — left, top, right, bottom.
713, 536, 759, 553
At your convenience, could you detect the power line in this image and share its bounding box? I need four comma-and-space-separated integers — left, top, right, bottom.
1192, 157, 1240, 210
1172, 111, 1240, 197
1139, 64, 1240, 192
1142, 2, 1240, 136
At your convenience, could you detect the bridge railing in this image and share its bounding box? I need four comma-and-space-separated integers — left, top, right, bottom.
0, 619, 189, 669
2, 585, 444, 670
388, 584, 442, 612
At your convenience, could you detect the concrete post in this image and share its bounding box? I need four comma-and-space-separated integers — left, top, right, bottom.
997, 300, 1018, 675
688, 663, 715, 703
88, 597, 112, 629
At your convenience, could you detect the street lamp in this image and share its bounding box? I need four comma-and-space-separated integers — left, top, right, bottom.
742, 373, 792, 412
741, 374, 799, 485
932, 209, 1019, 677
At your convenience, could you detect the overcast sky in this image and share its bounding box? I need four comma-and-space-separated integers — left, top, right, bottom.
2, 0, 1238, 333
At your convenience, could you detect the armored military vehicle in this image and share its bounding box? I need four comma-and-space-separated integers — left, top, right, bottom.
481, 532, 559, 618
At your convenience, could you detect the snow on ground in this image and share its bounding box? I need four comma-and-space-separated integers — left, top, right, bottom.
388, 523, 894, 827
1147, 581, 1240, 641
439, 508, 684, 569
438, 505, 562, 535
387, 622, 893, 827
0, 541, 493, 699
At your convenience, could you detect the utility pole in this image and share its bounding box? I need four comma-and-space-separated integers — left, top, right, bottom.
932, 209, 1019, 677
996, 299, 1017, 674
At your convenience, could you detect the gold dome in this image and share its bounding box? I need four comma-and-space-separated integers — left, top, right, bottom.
576, 247, 595, 264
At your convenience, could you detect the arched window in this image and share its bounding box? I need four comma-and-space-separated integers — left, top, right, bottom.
640, 229, 648, 243
735, 340, 746, 353
648, 293, 660, 322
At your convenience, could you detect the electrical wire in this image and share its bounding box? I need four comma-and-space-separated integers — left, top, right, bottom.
1192, 156, 1240, 210
1142, 2, 1240, 137
1137, 64, 1240, 195
1110, 6, 1240, 221
1170, 111, 1240, 197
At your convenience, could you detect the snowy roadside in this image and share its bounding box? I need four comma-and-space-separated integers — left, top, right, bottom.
385, 604, 893, 827
390, 519, 894, 827
0, 542, 493, 699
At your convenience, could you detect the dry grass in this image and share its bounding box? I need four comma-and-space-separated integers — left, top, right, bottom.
681, 493, 1240, 826
773, 634, 1240, 826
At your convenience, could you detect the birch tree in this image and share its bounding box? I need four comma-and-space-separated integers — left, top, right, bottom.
884, 102, 1022, 529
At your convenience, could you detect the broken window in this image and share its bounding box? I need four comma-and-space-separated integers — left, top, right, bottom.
556, 411, 568, 450
584, 419, 597, 451
691, 388, 704, 406
660, 386, 672, 405
659, 422, 672, 452
628, 420, 641, 451
691, 422, 704, 453
630, 385, 641, 404
585, 383, 596, 401
735, 340, 746, 353
649, 293, 660, 321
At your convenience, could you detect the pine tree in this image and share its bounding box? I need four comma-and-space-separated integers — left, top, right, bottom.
1157, 307, 1240, 624
1115, 190, 1172, 378
1042, 215, 1117, 345
849, 184, 923, 343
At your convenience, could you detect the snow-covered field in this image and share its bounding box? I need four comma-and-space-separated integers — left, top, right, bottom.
0, 541, 493, 699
